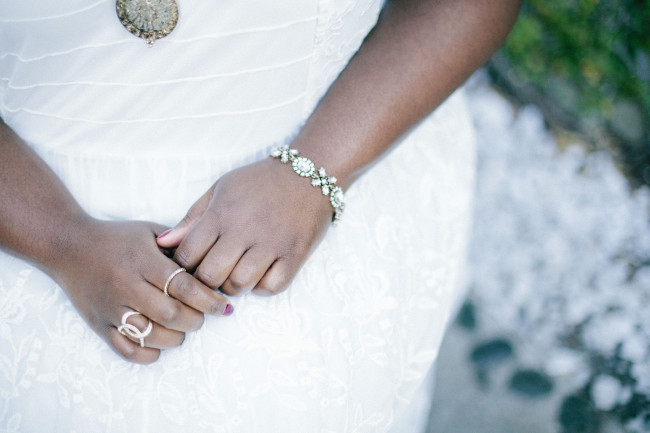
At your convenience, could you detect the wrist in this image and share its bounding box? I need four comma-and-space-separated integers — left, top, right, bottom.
39, 212, 99, 281
288, 136, 359, 191
268, 145, 346, 225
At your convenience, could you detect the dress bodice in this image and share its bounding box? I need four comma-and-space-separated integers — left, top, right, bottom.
0, 0, 383, 157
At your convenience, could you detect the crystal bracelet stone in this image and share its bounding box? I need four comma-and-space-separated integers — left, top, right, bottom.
270, 145, 345, 225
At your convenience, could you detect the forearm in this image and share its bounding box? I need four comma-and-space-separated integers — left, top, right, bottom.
292, 0, 521, 188
0, 119, 89, 272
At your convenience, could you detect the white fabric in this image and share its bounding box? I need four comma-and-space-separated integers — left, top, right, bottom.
0, 1, 475, 432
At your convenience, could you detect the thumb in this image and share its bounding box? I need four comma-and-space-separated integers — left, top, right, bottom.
156, 188, 213, 248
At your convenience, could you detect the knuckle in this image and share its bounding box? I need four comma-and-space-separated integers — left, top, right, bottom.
112, 335, 138, 361
266, 280, 289, 295
159, 302, 182, 325
120, 346, 139, 361
181, 204, 206, 227
204, 203, 224, 221
220, 281, 239, 297
167, 333, 185, 348
228, 268, 256, 292
148, 351, 161, 364
224, 278, 251, 296
175, 249, 192, 269
195, 268, 220, 290
266, 271, 293, 295
227, 274, 248, 291
180, 212, 195, 225
173, 275, 199, 298
188, 313, 205, 332
289, 240, 310, 257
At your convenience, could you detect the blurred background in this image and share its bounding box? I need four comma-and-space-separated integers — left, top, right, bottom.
425, 2, 649, 432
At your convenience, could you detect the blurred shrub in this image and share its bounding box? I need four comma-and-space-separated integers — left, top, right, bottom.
490, 0, 650, 186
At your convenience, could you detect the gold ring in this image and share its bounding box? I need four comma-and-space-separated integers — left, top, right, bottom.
118, 310, 153, 348
163, 267, 186, 297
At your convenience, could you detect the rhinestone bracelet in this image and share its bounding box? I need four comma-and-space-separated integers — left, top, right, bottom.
270, 145, 345, 225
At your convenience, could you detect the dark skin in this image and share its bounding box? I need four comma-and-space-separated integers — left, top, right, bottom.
0, 124, 234, 363
0, 0, 521, 363
157, 0, 522, 293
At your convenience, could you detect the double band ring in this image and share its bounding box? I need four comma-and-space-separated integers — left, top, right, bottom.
163, 267, 186, 296
118, 311, 153, 347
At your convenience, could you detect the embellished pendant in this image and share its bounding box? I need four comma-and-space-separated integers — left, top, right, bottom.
116, 0, 179, 47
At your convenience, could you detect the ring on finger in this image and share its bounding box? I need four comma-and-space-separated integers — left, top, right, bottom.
163, 267, 186, 297
118, 310, 153, 347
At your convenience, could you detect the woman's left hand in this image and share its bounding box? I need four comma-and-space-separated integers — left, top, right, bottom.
156, 157, 333, 296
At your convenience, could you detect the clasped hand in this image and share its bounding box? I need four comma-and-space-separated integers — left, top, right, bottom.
158, 158, 332, 296
58, 158, 331, 364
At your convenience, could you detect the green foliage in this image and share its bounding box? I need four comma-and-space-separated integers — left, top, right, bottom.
504, 0, 649, 120
502, 0, 650, 185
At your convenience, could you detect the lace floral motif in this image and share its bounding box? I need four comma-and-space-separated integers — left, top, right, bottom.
0, 1, 475, 432
303, 0, 384, 115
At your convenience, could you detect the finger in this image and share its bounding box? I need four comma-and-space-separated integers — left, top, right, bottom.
172, 215, 223, 271
116, 309, 185, 349
194, 233, 247, 291
108, 327, 160, 365
251, 259, 296, 297
164, 268, 234, 317
148, 223, 175, 257
128, 279, 206, 332
157, 188, 213, 249
146, 260, 234, 317
221, 247, 276, 296
148, 222, 172, 238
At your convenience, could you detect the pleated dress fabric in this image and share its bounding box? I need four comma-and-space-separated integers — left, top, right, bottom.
0, 1, 476, 432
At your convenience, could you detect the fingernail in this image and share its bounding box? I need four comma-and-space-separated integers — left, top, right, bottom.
157, 229, 173, 240
223, 304, 234, 316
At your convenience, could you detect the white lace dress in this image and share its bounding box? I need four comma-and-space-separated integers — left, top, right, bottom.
0, 1, 475, 432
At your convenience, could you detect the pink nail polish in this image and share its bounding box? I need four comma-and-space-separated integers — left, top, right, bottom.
223, 304, 234, 316
157, 229, 172, 240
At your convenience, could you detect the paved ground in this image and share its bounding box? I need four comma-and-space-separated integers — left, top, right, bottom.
408, 73, 650, 433
425, 323, 564, 433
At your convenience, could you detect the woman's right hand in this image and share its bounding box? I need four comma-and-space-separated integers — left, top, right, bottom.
0, 121, 231, 364
50, 217, 234, 364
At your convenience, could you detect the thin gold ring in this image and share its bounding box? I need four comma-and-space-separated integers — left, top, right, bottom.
118, 310, 153, 347
163, 267, 186, 297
